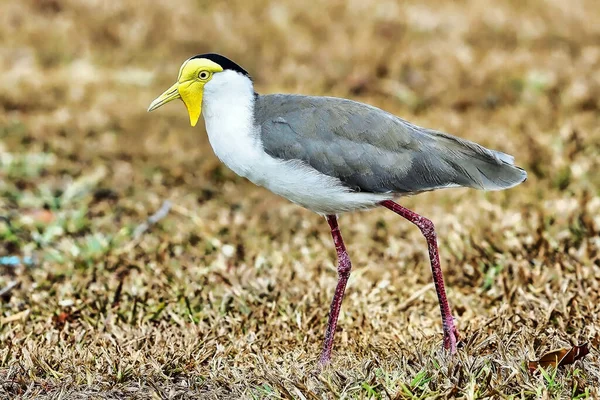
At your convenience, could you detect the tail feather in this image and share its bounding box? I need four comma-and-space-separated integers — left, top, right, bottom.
429, 130, 527, 191
454, 153, 528, 191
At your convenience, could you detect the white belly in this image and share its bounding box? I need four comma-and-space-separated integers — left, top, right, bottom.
247, 157, 391, 215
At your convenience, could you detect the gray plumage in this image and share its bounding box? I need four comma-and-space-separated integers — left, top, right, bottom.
255, 94, 527, 194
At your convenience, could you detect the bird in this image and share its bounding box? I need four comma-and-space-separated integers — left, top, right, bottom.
148, 53, 527, 366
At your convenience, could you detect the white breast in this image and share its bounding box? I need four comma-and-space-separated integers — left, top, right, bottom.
201, 71, 391, 215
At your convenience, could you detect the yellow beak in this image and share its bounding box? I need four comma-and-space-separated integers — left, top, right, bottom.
148, 81, 203, 127
147, 82, 180, 113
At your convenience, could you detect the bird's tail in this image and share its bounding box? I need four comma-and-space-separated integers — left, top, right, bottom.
430, 130, 528, 191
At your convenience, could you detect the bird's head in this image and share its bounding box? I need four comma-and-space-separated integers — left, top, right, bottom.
147, 53, 250, 127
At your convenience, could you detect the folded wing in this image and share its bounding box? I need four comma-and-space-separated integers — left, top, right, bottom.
256, 94, 527, 194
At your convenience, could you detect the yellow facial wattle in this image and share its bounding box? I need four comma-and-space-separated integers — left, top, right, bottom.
147, 58, 224, 127
178, 80, 204, 127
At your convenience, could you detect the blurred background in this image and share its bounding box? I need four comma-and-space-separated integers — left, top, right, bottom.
1, 0, 599, 397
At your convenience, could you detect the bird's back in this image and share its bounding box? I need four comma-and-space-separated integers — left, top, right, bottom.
255, 94, 527, 195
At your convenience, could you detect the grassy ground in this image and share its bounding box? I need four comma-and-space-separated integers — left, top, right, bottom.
1, 0, 600, 398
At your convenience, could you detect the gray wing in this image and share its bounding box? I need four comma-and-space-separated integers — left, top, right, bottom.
255, 94, 527, 194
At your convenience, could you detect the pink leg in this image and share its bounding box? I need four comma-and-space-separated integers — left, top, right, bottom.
319, 215, 352, 366
380, 200, 459, 353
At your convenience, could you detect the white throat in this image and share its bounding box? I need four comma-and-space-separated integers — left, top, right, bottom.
202, 70, 260, 178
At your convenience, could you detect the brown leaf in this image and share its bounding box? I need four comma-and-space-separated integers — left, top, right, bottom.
22, 209, 55, 224
55, 312, 70, 325
528, 343, 590, 373
53, 311, 76, 328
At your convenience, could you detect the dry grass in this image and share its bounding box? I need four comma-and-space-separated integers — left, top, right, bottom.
1, 0, 600, 398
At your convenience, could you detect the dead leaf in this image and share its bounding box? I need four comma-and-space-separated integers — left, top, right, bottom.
54, 311, 71, 326
22, 209, 55, 224
528, 343, 590, 373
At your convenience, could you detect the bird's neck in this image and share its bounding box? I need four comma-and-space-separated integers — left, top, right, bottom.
201, 72, 261, 178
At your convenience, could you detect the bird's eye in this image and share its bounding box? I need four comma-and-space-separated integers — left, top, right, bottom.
198, 70, 210, 80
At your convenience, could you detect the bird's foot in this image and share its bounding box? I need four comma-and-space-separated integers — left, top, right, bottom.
317, 355, 330, 371
442, 321, 460, 354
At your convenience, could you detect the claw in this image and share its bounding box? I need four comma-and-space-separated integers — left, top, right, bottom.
443, 324, 460, 354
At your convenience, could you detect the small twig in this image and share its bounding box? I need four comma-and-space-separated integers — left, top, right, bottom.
121, 201, 172, 253
132, 200, 172, 240
0, 281, 19, 298
397, 282, 435, 311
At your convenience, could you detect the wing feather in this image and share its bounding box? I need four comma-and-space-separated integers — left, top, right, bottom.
255, 94, 526, 194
